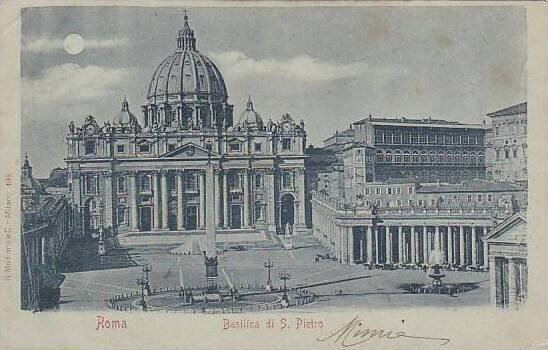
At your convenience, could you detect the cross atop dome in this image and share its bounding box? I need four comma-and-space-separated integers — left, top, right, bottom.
177, 10, 197, 51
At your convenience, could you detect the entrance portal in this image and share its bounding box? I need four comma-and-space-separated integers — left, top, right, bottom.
230, 204, 241, 229
280, 194, 295, 229
139, 207, 152, 231
83, 197, 97, 238
185, 205, 197, 230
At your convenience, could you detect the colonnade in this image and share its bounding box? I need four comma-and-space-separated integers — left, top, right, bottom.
313, 209, 490, 268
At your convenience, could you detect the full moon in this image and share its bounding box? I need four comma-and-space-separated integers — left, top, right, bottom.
63, 34, 84, 55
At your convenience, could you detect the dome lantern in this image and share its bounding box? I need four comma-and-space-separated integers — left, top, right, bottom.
177, 11, 197, 51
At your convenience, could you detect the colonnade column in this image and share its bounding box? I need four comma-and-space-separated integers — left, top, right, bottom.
459, 226, 465, 266
410, 226, 417, 264
397, 226, 403, 264
366, 226, 373, 265
153, 172, 160, 230
161, 170, 169, 230
448, 227, 454, 265
176, 171, 184, 231
223, 171, 229, 228
129, 172, 138, 231
374, 227, 379, 264
434, 226, 441, 264
347, 226, 354, 264
483, 226, 490, 268
215, 171, 222, 228
243, 170, 250, 228
386, 227, 392, 264
199, 172, 205, 229
422, 227, 429, 264
471, 226, 478, 266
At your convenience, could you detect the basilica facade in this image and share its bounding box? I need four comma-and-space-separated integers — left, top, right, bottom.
65, 15, 307, 236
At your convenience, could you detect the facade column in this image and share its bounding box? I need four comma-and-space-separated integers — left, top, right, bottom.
153, 172, 160, 230
176, 171, 184, 231
103, 172, 114, 228
459, 226, 466, 266
448, 227, 454, 265
41, 235, 47, 265
223, 171, 229, 228
296, 169, 306, 229
397, 226, 403, 264
422, 226, 428, 264
471, 226, 478, 266
129, 172, 138, 231
347, 226, 354, 264
410, 226, 417, 264
507, 259, 517, 306
161, 170, 169, 230
243, 170, 250, 228
265, 170, 276, 232
385, 227, 392, 264
440, 226, 447, 264
199, 171, 205, 229
434, 226, 441, 264
483, 226, 490, 268
215, 171, 222, 228
366, 226, 373, 265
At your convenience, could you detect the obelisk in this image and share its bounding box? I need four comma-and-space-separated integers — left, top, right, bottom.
204, 161, 218, 292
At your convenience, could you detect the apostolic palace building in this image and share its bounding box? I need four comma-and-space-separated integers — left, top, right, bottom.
65, 15, 308, 236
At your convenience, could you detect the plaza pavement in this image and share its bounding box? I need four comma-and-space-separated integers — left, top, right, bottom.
56, 230, 489, 311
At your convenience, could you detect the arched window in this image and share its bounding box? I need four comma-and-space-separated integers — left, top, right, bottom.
420, 150, 427, 163
412, 150, 419, 163
429, 151, 436, 163
462, 151, 468, 164
478, 151, 484, 164
438, 150, 445, 163
395, 150, 402, 163
470, 152, 476, 165
454, 151, 460, 164
447, 151, 453, 164
376, 150, 384, 163
385, 150, 392, 163
403, 150, 410, 163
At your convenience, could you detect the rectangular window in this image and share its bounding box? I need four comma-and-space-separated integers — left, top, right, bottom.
254, 173, 262, 189
513, 149, 518, 158
496, 149, 501, 160
117, 145, 125, 153
396, 187, 402, 195
185, 174, 198, 190
478, 194, 483, 202
418, 199, 423, 206
282, 138, 292, 151
117, 206, 126, 224
85, 140, 95, 155
117, 176, 126, 193
229, 142, 241, 152
376, 187, 381, 195
229, 173, 241, 189
140, 175, 151, 192
408, 186, 414, 194
467, 195, 472, 203
396, 199, 402, 206
365, 188, 370, 195
430, 199, 436, 206
505, 149, 510, 159
282, 171, 294, 189
488, 194, 493, 202
454, 195, 459, 203
139, 144, 150, 153
387, 188, 392, 195
254, 142, 262, 152
85, 176, 97, 194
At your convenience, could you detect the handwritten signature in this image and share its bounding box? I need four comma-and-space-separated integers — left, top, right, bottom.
317, 316, 450, 347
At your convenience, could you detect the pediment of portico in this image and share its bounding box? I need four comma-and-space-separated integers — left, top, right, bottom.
160, 142, 218, 159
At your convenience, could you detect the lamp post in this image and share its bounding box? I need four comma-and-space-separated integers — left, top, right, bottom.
142, 264, 152, 295
264, 258, 274, 292
136, 275, 147, 310
278, 268, 291, 307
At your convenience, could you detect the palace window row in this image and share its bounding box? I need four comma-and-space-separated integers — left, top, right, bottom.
374, 131, 484, 146
375, 149, 484, 165
367, 192, 497, 208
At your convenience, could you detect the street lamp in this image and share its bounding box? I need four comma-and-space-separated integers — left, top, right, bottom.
136, 275, 147, 311
278, 268, 292, 307
264, 258, 274, 292
142, 264, 152, 295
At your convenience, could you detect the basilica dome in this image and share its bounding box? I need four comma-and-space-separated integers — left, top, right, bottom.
238, 96, 264, 130
147, 14, 228, 103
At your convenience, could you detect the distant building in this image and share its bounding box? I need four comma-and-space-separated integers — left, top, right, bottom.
486, 212, 527, 308
322, 128, 354, 152
485, 102, 527, 187
21, 156, 74, 310
351, 116, 486, 183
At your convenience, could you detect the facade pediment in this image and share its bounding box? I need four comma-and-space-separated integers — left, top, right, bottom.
161, 142, 217, 159
485, 212, 527, 244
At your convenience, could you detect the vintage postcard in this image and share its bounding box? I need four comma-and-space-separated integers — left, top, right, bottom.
0, 1, 546, 349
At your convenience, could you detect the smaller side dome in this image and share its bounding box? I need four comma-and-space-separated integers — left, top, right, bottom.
238, 96, 263, 130
113, 97, 139, 126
